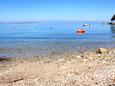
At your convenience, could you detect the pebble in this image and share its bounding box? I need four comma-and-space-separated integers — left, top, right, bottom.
10, 67, 13, 70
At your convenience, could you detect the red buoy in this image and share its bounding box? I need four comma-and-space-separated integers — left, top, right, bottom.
76, 29, 85, 33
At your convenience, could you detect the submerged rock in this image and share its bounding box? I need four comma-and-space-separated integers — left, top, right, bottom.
96, 48, 108, 54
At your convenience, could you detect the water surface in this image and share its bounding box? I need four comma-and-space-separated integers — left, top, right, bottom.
0, 21, 115, 57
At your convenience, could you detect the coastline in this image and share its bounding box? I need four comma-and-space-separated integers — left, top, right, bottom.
0, 48, 115, 86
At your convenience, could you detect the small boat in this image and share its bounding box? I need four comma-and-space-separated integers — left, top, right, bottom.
82, 24, 90, 27
76, 29, 85, 33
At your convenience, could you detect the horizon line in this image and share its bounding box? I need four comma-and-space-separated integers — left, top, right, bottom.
0, 20, 110, 23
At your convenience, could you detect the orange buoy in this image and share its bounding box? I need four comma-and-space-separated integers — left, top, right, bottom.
76, 29, 85, 33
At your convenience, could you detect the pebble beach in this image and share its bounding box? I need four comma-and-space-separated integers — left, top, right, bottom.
0, 48, 115, 86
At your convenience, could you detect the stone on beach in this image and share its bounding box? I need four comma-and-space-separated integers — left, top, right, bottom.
109, 84, 115, 86
96, 48, 108, 54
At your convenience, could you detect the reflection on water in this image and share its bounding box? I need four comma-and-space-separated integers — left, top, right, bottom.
110, 25, 115, 37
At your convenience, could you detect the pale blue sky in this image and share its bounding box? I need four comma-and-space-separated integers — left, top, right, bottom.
0, 0, 115, 21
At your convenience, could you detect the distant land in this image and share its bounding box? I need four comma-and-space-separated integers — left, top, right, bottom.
0, 20, 109, 24
0, 21, 40, 24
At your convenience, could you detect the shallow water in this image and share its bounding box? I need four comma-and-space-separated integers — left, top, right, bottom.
0, 21, 115, 57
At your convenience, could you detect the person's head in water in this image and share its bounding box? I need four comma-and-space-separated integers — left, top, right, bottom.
51, 26, 53, 30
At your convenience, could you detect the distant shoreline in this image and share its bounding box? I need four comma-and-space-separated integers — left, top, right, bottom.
0, 21, 109, 24
0, 21, 40, 24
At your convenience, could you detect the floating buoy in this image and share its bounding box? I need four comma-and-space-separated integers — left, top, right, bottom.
76, 29, 85, 34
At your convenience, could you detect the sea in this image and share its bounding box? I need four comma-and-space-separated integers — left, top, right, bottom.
0, 21, 115, 57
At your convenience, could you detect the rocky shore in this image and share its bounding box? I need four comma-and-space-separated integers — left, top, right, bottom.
0, 48, 115, 86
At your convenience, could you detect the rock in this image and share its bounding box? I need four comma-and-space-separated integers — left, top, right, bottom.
96, 48, 108, 54
109, 84, 115, 86
98, 56, 105, 59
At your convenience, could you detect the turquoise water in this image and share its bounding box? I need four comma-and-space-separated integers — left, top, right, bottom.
0, 21, 115, 57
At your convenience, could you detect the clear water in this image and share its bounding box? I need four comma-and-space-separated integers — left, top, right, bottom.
0, 21, 115, 57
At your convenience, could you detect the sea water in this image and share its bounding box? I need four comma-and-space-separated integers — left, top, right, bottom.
0, 21, 115, 57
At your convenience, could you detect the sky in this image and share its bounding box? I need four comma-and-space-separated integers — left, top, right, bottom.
0, 0, 115, 22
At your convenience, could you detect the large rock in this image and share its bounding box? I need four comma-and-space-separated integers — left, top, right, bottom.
96, 48, 108, 54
